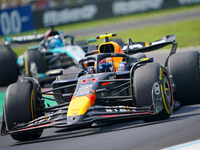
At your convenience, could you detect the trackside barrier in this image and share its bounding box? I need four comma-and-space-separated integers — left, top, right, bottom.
0, 5, 34, 36
33, 0, 200, 29
0, 0, 200, 35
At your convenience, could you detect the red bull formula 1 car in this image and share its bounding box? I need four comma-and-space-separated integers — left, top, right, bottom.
1, 33, 200, 141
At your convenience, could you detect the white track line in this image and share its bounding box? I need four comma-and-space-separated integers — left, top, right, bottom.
161, 139, 200, 150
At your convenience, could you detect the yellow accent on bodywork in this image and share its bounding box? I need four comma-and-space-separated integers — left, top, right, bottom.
145, 43, 149, 47
96, 33, 117, 39
67, 96, 92, 116
160, 84, 170, 115
98, 41, 123, 53
50, 70, 60, 74
126, 106, 130, 111
140, 58, 149, 61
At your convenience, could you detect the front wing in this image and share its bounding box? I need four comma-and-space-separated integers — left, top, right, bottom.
1, 104, 155, 136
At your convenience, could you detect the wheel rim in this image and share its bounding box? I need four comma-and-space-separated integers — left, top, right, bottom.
163, 72, 173, 110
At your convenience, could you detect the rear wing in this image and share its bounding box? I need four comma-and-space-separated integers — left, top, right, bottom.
123, 35, 177, 54
85, 34, 177, 58
4, 33, 75, 52
3, 34, 45, 52
123, 35, 177, 67
7, 33, 45, 44
6, 34, 75, 44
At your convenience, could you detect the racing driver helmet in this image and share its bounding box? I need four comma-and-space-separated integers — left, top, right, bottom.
98, 41, 124, 71
99, 58, 114, 72
49, 38, 64, 49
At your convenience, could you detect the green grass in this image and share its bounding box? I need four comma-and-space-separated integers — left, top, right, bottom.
117, 18, 200, 48
2, 4, 200, 56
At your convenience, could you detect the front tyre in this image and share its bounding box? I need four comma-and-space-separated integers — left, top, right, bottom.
168, 51, 200, 105
134, 63, 173, 122
4, 82, 43, 141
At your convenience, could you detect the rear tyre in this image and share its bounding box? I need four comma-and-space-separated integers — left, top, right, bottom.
0, 51, 19, 86
23, 50, 46, 77
134, 63, 173, 122
168, 51, 200, 105
4, 82, 43, 141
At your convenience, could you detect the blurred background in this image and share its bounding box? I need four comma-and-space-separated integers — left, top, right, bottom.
0, 0, 200, 56
1, 0, 108, 10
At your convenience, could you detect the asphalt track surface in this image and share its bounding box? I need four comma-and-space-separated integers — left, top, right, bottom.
0, 103, 200, 150
1, 8, 200, 150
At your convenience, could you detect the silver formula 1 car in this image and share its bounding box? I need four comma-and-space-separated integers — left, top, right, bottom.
0, 28, 92, 86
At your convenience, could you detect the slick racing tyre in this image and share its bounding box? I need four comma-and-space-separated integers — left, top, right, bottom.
134, 62, 173, 122
23, 50, 46, 77
168, 51, 200, 105
0, 51, 19, 86
4, 82, 43, 141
